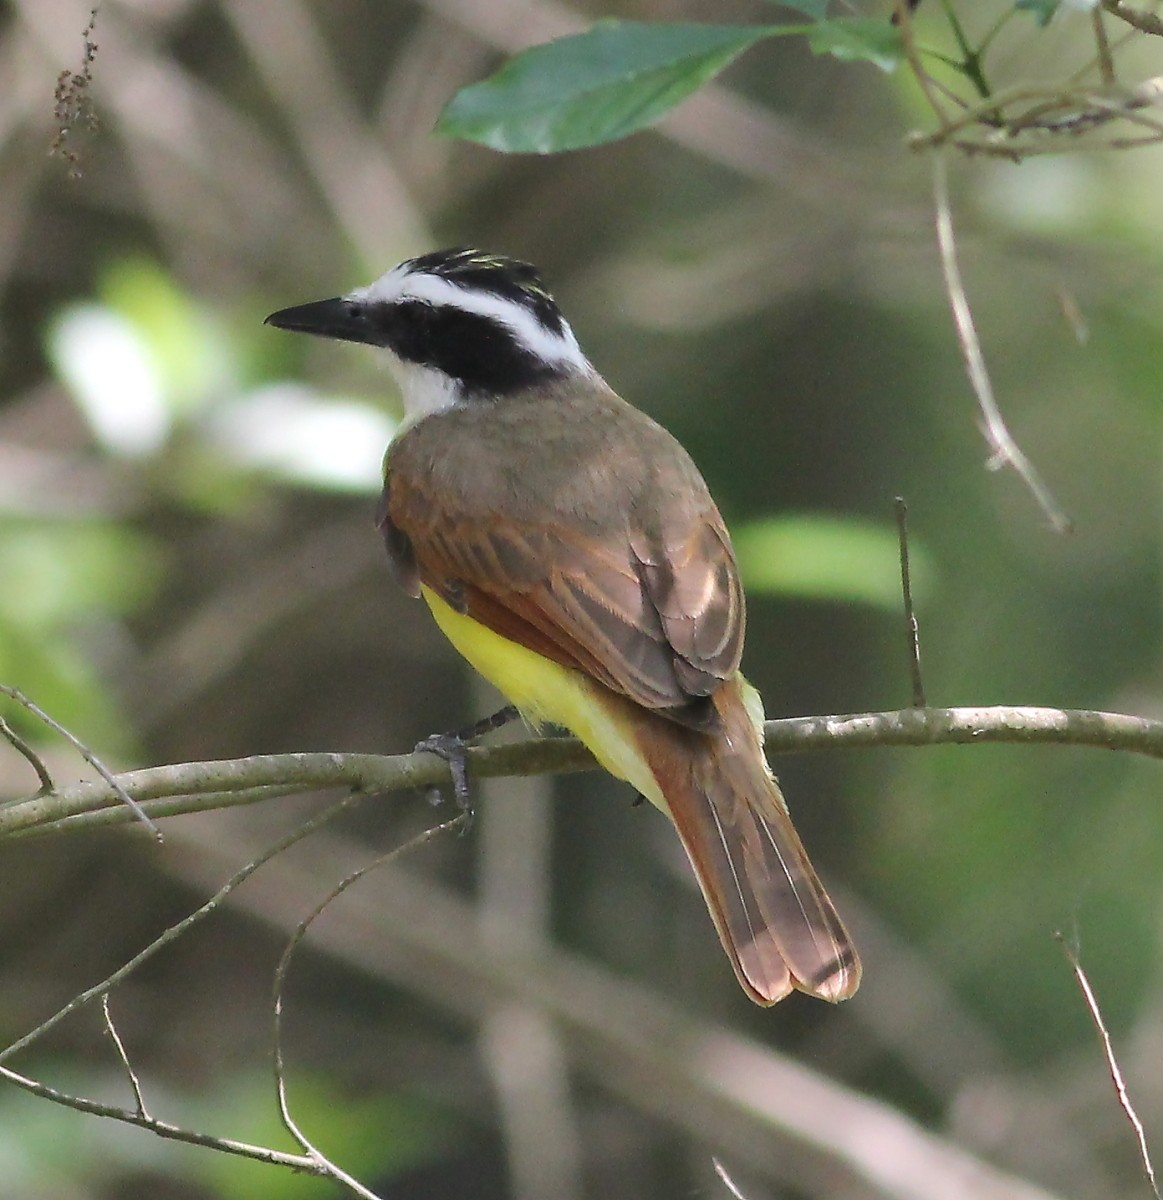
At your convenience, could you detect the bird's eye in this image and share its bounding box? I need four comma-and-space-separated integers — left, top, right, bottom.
344, 301, 360, 319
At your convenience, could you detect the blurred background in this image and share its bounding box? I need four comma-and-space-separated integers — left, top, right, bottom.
1, 1, 1163, 1197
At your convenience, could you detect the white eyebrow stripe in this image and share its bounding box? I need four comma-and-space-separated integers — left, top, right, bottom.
350, 269, 590, 372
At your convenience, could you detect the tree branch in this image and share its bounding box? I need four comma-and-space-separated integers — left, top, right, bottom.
932, 156, 1072, 533
165, 811, 1070, 1200
0, 683, 161, 838
0, 790, 366, 1064
1055, 933, 1160, 1200
0, 1058, 322, 1174
1102, 0, 1163, 38
270, 813, 468, 1200
1, 803, 467, 1200
3, 705, 1161, 841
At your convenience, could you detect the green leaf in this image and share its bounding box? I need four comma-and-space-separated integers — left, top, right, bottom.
733, 513, 936, 611
806, 17, 904, 71
437, 20, 801, 153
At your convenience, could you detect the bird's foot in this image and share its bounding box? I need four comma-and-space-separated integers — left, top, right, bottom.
414, 705, 519, 819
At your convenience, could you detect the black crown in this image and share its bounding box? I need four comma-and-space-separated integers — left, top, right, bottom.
403, 248, 565, 337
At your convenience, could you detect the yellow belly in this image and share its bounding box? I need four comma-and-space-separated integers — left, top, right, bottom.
421, 585, 664, 808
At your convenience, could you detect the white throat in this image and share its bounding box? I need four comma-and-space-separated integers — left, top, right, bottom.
383, 355, 464, 428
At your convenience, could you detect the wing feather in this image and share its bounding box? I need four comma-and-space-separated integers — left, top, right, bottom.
380, 395, 861, 1004
382, 424, 745, 725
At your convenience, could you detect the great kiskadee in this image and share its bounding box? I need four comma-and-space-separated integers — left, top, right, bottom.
265, 249, 860, 1005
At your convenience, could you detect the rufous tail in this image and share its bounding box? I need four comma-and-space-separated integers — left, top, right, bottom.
635, 679, 860, 1005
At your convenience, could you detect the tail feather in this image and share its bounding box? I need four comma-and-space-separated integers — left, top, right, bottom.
636, 679, 860, 1005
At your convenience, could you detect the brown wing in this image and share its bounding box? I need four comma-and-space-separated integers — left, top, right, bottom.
380, 455, 744, 727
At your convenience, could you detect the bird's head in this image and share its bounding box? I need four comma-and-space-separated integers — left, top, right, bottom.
265, 248, 591, 416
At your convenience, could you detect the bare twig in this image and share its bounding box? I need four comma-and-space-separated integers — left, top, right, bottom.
932, 156, 1073, 533
907, 85, 1075, 150
713, 1157, 751, 1199
1, 802, 466, 1200
1102, 0, 1163, 37
171, 812, 1072, 1200
1055, 932, 1160, 1200
894, 0, 951, 130
0, 1057, 320, 1173
101, 993, 147, 1118
1057, 285, 1090, 345
1093, 6, 1117, 86
897, 0, 1163, 158
894, 498, 926, 708
0, 684, 161, 840
905, 65, 1163, 158
0, 789, 365, 1064
917, 123, 1163, 159
0, 714, 54, 794
271, 813, 468, 1200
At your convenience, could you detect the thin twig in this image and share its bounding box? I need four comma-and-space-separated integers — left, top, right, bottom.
10, 784, 305, 839
1057, 286, 1090, 345
178, 810, 1072, 1200
0, 715, 54, 794
1093, 6, 1117, 86
895, 0, 951, 129
894, 498, 926, 708
908, 72, 1163, 157
1102, 0, 1163, 37
0, 789, 365, 1064
931, 156, 1073, 533
1, 801, 466, 1200
271, 813, 469, 1200
1107, 130, 1163, 148
0, 684, 162, 840
1055, 932, 1160, 1200
911, 85, 1064, 144
101, 993, 148, 1118
927, 125, 1163, 158
0, 1058, 321, 1173
712, 1157, 751, 1199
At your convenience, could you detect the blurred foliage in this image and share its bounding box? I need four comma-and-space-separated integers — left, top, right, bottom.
198, 1073, 457, 1200
0, 519, 161, 752
0, 1065, 456, 1199
734, 511, 935, 609
1, 1, 1163, 1198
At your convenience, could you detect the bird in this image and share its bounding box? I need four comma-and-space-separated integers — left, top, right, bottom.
265, 248, 860, 1006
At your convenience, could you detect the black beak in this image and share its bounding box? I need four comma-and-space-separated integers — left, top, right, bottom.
264, 297, 377, 345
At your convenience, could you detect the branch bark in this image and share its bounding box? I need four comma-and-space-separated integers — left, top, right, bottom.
3, 705, 1161, 840
1102, 0, 1163, 37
